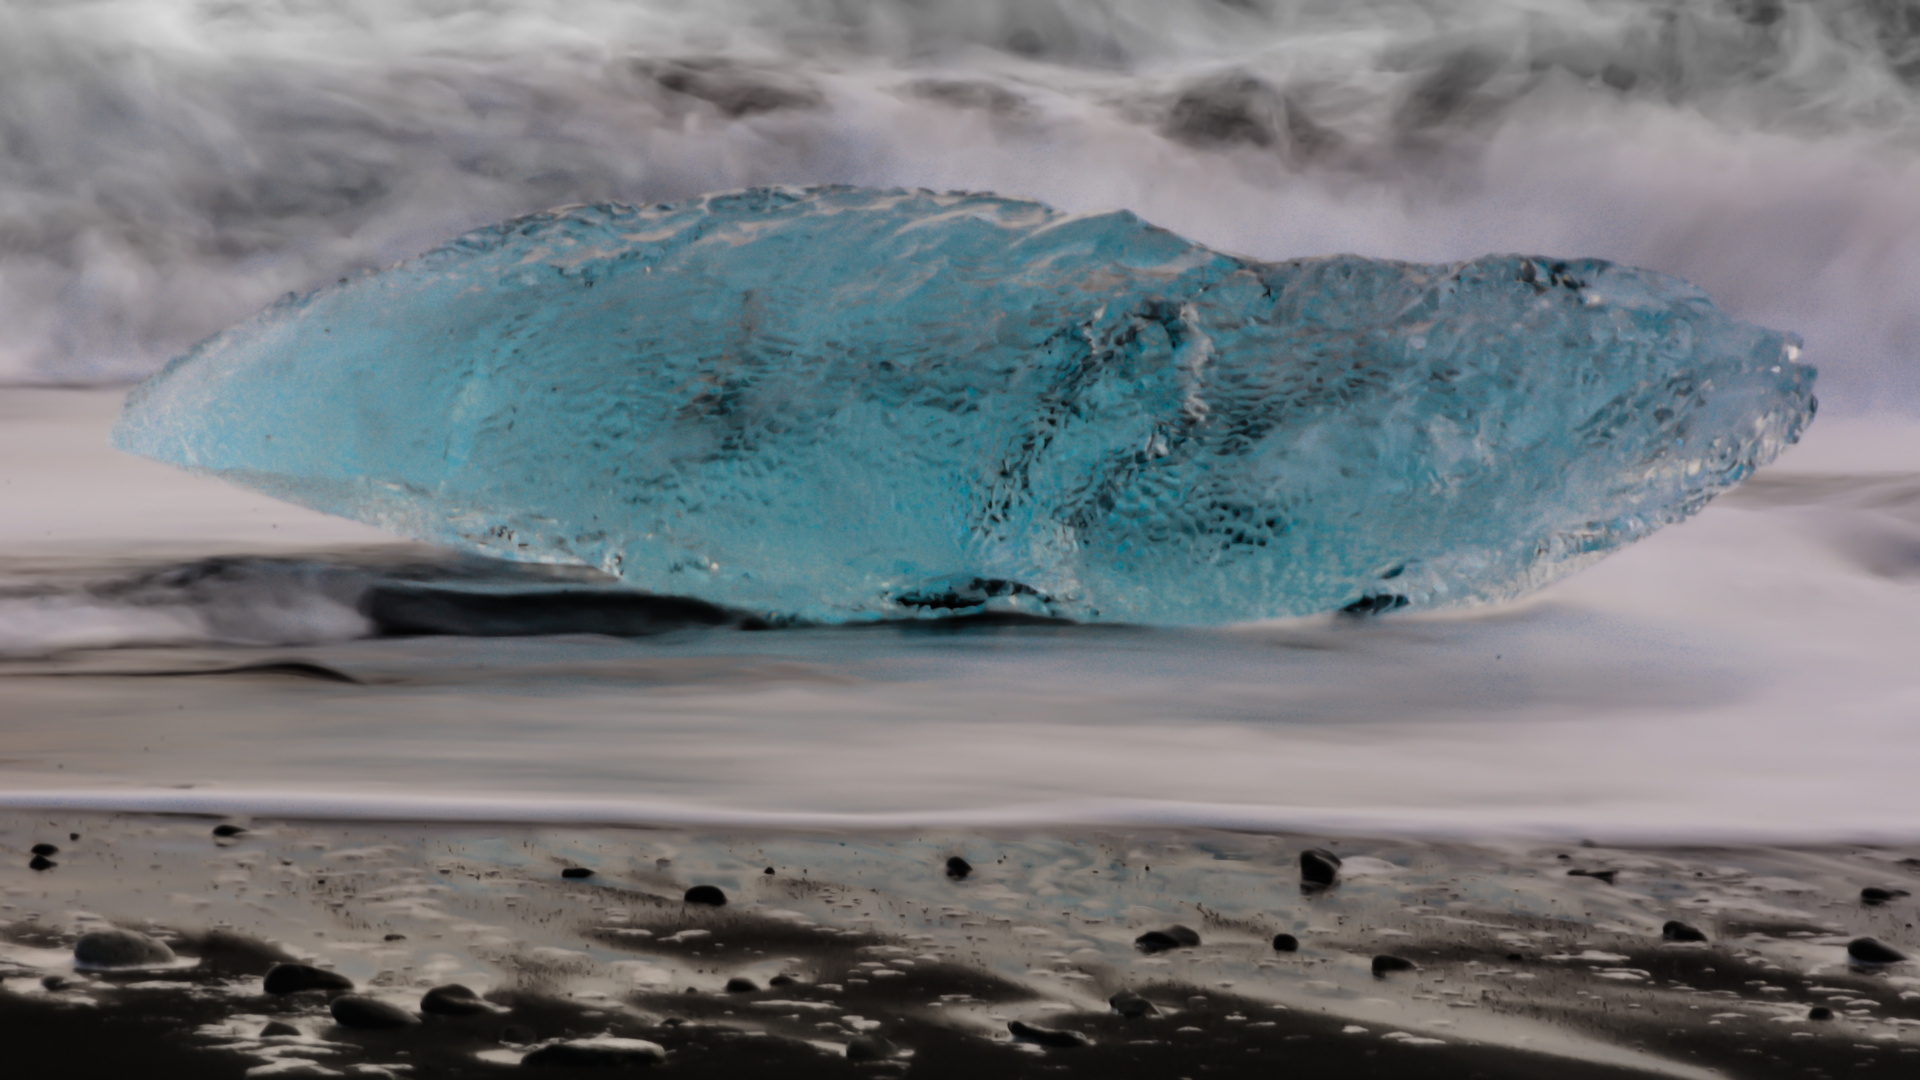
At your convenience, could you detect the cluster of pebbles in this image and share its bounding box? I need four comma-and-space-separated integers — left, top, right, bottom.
5, 812, 1920, 1078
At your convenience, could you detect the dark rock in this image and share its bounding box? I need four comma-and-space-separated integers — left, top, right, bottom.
40, 975, 68, 991
1300, 848, 1342, 887
212, 824, 247, 838
74, 929, 176, 969
1809, 1006, 1833, 1020
1661, 920, 1708, 943
1847, 938, 1908, 965
724, 977, 758, 993
1272, 933, 1300, 952
560, 867, 593, 879
384, 934, 407, 941
1862, 887, 1911, 905
1007, 1020, 1090, 1048
1133, 926, 1200, 953
768, 974, 796, 987
1372, 954, 1416, 976
422, 983, 490, 1016
501, 1025, 538, 1044
683, 885, 726, 906
261, 1021, 302, 1037
30, 843, 58, 857
521, 1038, 666, 1067
945, 856, 972, 880
195, 930, 298, 975
29, 855, 55, 871
1568, 869, 1617, 884
764, 867, 775, 875
1108, 991, 1156, 1017
845, 1035, 897, 1061
330, 994, 417, 1029
264, 962, 354, 995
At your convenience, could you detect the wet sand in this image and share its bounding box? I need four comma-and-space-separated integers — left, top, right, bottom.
6, 811, 1920, 1077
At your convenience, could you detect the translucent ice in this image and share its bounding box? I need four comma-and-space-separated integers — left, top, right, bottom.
113, 187, 1815, 625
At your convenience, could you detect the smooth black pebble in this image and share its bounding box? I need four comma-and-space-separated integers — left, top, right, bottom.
421, 983, 490, 1016
1862, 887, 1910, 905
1300, 848, 1342, 887
1109, 991, 1156, 1018
1848, 938, 1908, 965
1007, 1020, 1090, 1048
41, 975, 68, 991
29, 855, 55, 871
1809, 1006, 1833, 1021
845, 1035, 897, 1061
725, 977, 758, 993
1133, 925, 1199, 953
1272, 933, 1300, 952
946, 856, 972, 880
264, 962, 354, 995
764, 867, 775, 875
683, 884, 726, 906
74, 929, 175, 969
560, 867, 593, 879
261, 1021, 302, 1037
768, 974, 796, 987
30, 843, 57, 857
1372, 954, 1416, 976
330, 994, 417, 1029
212, 824, 247, 838
384, 933, 407, 942
1662, 920, 1708, 942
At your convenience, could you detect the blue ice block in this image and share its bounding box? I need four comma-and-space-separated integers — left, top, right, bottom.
114, 186, 1815, 624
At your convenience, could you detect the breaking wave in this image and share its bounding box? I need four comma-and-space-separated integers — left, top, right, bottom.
2, 0, 1917, 408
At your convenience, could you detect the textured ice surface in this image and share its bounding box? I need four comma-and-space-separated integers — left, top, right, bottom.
114, 186, 1814, 624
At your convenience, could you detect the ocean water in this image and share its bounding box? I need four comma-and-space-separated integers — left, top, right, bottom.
3, 2, 1920, 1075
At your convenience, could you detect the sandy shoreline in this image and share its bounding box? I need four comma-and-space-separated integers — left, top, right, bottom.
7, 810, 1920, 1077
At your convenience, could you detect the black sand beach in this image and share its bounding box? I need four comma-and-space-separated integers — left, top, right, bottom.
7, 812, 1920, 1078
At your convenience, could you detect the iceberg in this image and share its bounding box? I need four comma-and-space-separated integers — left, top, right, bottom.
113, 186, 1814, 625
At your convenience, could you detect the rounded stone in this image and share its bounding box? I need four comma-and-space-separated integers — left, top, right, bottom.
261, 1021, 302, 1038
264, 962, 354, 995
724, 977, 758, 993
1300, 848, 1342, 887
29, 855, 55, 872
421, 983, 490, 1016
1661, 920, 1707, 943
945, 856, 973, 880
330, 994, 418, 1029
1808, 1006, 1833, 1021
1272, 933, 1300, 952
1109, 991, 1156, 1018
1847, 938, 1907, 965
74, 929, 176, 970
683, 885, 726, 906
30, 843, 58, 857
1372, 954, 1416, 976
768, 974, 796, 987
1007, 1020, 1090, 1048
521, 1037, 666, 1068
560, 867, 593, 879
212, 824, 247, 838
1862, 887, 1910, 905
